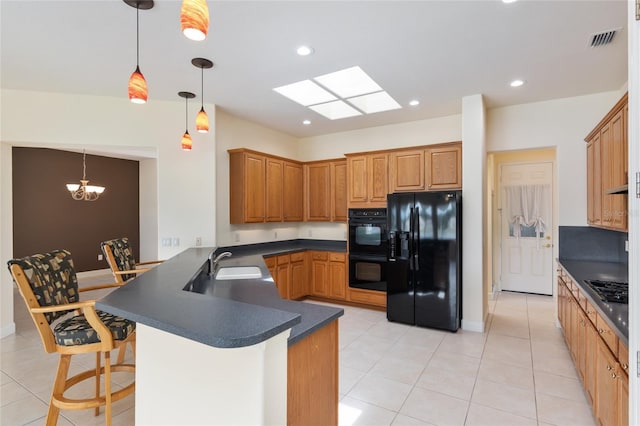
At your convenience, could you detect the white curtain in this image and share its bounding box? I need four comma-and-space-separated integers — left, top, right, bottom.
505, 184, 550, 240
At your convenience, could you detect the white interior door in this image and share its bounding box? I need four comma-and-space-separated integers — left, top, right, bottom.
499, 162, 553, 295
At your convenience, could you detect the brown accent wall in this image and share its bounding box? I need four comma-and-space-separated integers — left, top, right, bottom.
12, 148, 140, 272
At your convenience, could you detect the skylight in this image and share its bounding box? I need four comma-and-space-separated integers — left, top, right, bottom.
273, 66, 402, 120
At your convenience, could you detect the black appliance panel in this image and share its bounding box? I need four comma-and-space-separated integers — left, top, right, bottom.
348, 208, 388, 255
348, 254, 387, 292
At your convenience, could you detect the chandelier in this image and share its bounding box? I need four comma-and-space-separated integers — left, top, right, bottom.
66, 151, 105, 201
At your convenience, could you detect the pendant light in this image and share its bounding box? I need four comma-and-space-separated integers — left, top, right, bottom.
124, 0, 154, 104
191, 58, 213, 133
178, 91, 196, 151
66, 150, 105, 201
181, 0, 209, 41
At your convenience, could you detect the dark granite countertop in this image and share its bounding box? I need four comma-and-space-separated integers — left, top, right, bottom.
96, 240, 346, 349
557, 258, 628, 345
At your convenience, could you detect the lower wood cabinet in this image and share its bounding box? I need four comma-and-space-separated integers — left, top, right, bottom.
557, 264, 628, 426
287, 320, 338, 425
347, 287, 386, 307
265, 251, 347, 303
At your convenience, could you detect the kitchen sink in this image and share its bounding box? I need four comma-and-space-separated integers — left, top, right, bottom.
215, 266, 262, 280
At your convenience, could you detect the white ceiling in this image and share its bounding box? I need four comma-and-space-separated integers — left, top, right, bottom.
0, 0, 628, 139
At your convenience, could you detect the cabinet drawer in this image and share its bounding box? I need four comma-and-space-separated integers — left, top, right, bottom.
584, 299, 597, 326
596, 313, 618, 357
577, 291, 587, 311
290, 252, 305, 262
264, 256, 276, 268
312, 252, 328, 261
277, 254, 290, 265
329, 252, 346, 262
619, 341, 629, 374
348, 288, 386, 307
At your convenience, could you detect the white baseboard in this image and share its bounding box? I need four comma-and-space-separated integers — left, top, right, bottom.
1, 322, 16, 338
461, 318, 485, 333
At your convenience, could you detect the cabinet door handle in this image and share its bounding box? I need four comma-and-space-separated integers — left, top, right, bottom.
611, 373, 618, 379
606, 364, 613, 371
598, 328, 606, 334
622, 363, 629, 370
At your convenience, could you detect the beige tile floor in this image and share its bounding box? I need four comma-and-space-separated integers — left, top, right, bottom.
1, 273, 595, 426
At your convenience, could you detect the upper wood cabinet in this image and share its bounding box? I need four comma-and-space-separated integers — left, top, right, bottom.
304, 159, 347, 222
230, 150, 266, 223
389, 149, 425, 192
346, 153, 388, 208
283, 161, 303, 222
585, 93, 628, 232
426, 144, 462, 190
389, 143, 462, 193
229, 149, 303, 224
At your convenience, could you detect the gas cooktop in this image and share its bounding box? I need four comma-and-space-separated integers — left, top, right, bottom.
583, 280, 628, 304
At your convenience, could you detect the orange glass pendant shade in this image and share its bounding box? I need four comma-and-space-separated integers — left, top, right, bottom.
181, 131, 193, 151
196, 107, 209, 133
128, 66, 148, 104
181, 0, 209, 41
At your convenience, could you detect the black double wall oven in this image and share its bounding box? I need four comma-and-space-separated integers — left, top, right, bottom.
348, 208, 388, 292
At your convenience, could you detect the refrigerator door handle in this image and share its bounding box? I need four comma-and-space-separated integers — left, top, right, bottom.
414, 206, 419, 271
409, 207, 414, 270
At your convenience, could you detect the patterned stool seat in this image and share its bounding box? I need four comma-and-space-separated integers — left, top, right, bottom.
54, 311, 135, 347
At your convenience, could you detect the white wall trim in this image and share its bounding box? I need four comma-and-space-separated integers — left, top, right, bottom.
1, 323, 16, 339
461, 318, 485, 333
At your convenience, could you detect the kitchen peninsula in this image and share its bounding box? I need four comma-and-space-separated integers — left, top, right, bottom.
97, 244, 343, 425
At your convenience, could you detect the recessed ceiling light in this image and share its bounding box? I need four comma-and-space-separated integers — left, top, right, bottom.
314, 66, 382, 98
347, 91, 402, 114
409, 100, 420, 106
309, 100, 362, 120
502, 0, 518, 3
303, 120, 311, 125
273, 80, 337, 106
296, 46, 314, 56
510, 79, 525, 87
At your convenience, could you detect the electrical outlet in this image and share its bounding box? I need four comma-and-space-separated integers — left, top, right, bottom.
625, 240, 629, 252
97, 254, 103, 261
172, 237, 180, 247
235, 233, 240, 242
195, 237, 202, 247
274, 231, 278, 239
162, 238, 171, 247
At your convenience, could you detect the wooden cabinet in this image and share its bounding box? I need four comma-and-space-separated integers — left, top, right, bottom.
557, 263, 628, 425
287, 320, 338, 425
304, 159, 347, 222
229, 149, 303, 224
266, 158, 284, 222
586, 135, 602, 226
310, 251, 329, 297
230, 150, 266, 223
275, 255, 290, 299
289, 252, 308, 300
389, 149, 425, 192
328, 252, 346, 300
595, 337, 620, 426
330, 160, 348, 222
346, 153, 388, 208
283, 162, 303, 222
425, 144, 462, 190
264, 256, 277, 283
585, 93, 628, 232
347, 288, 386, 307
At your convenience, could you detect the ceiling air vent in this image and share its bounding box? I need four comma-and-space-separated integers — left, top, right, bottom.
589, 29, 617, 47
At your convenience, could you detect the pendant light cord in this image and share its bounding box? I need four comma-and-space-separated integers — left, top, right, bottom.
136, 5, 140, 66
185, 96, 189, 132
82, 150, 87, 180
201, 67, 204, 108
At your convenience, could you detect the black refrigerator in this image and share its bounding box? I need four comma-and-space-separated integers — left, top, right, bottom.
387, 191, 462, 331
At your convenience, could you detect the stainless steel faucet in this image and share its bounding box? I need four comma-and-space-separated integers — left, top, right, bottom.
208, 250, 232, 276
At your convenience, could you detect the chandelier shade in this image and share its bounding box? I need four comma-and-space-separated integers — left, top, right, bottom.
181, 131, 193, 151
191, 57, 214, 134
196, 107, 209, 133
178, 91, 196, 151
181, 0, 209, 41
66, 151, 105, 201
128, 65, 148, 104
124, 0, 154, 103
